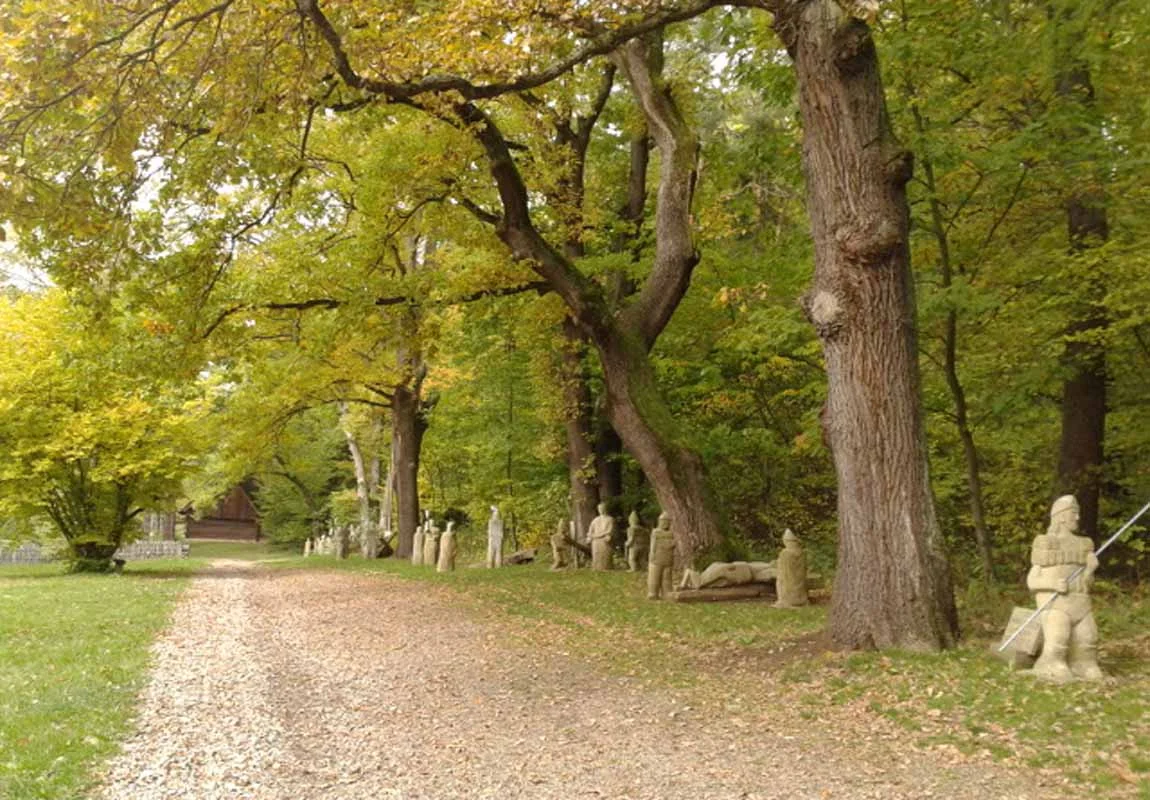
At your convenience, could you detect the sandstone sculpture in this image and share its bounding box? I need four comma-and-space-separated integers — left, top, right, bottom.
486, 506, 504, 568
437, 521, 457, 572
625, 511, 649, 573
773, 529, 809, 608
303, 538, 312, 557
587, 502, 615, 571
412, 520, 426, 566
551, 519, 571, 570
679, 560, 776, 591
422, 519, 440, 567
647, 512, 675, 599
1026, 494, 1102, 682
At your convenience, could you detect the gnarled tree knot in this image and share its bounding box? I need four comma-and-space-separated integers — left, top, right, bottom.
804, 290, 846, 340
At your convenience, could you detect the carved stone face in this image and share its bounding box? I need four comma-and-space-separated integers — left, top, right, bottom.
1050, 495, 1080, 537
597, 502, 608, 516
657, 512, 670, 530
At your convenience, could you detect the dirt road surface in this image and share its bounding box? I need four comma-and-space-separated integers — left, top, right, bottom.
94, 563, 1060, 799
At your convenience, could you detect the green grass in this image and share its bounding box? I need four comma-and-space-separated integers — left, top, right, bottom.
0, 560, 196, 799
185, 539, 297, 561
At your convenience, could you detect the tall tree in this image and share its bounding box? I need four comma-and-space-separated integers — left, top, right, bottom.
769, 0, 958, 648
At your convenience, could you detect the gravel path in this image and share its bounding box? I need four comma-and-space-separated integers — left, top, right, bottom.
95, 562, 1061, 799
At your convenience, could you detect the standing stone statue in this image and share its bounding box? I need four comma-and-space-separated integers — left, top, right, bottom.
647, 512, 676, 600
412, 520, 426, 566
422, 519, 440, 567
625, 511, 649, 573
773, 529, 809, 608
486, 506, 504, 568
550, 519, 571, 571
437, 521, 457, 572
586, 502, 615, 571
1026, 494, 1102, 682
303, 538, 312, 557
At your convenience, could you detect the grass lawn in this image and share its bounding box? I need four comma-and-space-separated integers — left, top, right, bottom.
0, 559, 198, 800
185, 539, 297, 561
297, 552, 1150, 795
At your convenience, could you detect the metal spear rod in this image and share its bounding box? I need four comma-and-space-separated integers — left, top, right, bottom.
998, 497, 1150, 653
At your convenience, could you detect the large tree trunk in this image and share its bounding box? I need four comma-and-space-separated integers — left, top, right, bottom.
561, 318, 601, 536
779, 0, 958, 650
391, 381, 427, 559
1052, 3, 1108, 542
597, 333, 724, 560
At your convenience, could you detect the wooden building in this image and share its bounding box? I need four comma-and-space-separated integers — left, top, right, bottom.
185, 484, 261, 541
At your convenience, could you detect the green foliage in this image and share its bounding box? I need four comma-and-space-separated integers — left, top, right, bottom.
0, 291, 210, 569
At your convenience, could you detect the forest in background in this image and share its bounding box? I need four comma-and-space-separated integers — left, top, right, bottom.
1, 0, 1148, 647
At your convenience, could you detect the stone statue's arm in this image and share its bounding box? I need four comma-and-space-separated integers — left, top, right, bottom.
1026, 564, 1068, 594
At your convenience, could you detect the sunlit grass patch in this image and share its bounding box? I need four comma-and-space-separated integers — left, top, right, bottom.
0, 563, 191, 799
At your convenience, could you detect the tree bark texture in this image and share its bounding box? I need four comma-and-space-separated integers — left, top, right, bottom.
779, 0, 958, 649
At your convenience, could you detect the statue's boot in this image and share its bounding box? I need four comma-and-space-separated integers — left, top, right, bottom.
1069, 619, 1103, 681
1032, 644, 1074, 683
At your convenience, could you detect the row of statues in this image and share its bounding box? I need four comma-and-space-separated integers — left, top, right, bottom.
411, 512, 458, 572
548, 504, 808, 608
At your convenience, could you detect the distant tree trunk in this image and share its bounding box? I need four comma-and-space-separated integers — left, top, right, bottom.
339, 404, 379, 558
776, 0, 958, 649
1052, 2, 1108, 542
392, 379, 427, 559
907, 101, 994, 582
562, 318, 601, 536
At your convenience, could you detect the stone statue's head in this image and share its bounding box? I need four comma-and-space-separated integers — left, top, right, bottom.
783, 529, 798, 546
1048, 494, 1080, 537
490, 505, 499, 516
657, 511, 671, 529
446, 521, 455, 533
597, 502, 608, 515
628, 510, 639, 525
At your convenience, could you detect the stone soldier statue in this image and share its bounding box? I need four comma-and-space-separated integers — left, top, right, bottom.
422, 518, 440, 567
647, 512, 676, 600
550, 519, 571, 571
773, 529, 809, 608
486, 506, 504, 568
624, 511, 649, 573
1027, 495, 1102, 682
586, 502, 615, 571
437, 521, 457, 572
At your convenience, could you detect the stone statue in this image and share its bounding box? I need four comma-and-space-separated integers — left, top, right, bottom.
486, 506, 504, 568
625, 511, 649, 573
773, 529, 809, 608
303, 538, 312, 557
550, 519, 571, 571
647, 512, 675, 600
1026, 494, 1102, 682
679, 560, 776, 591
586, 502, 615, 571
411, 521, 426, 566
422, 519, 440, 567
437, 521, 457, 572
